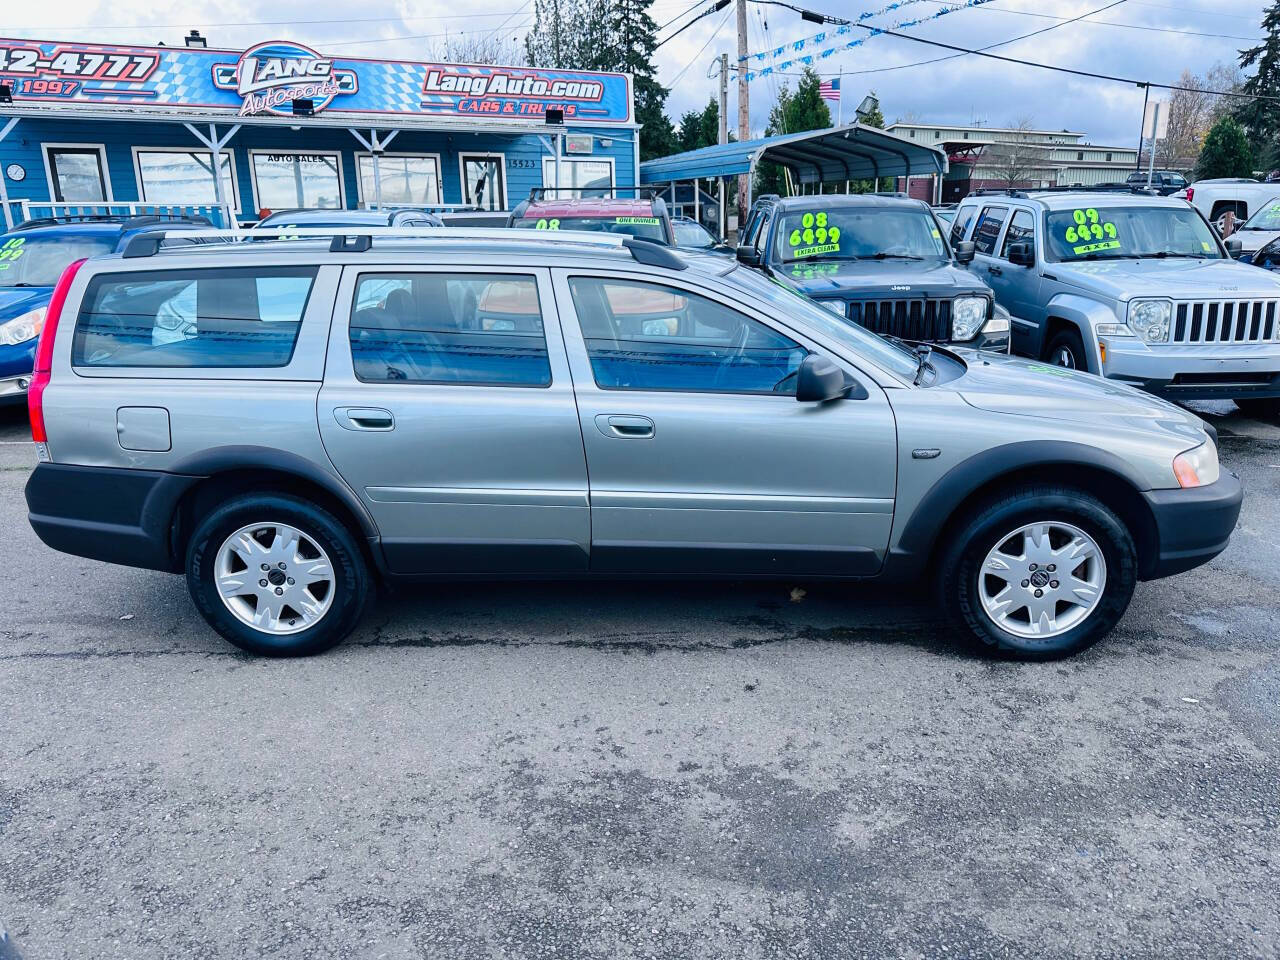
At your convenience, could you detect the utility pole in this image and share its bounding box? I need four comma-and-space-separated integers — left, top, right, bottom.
719, 52, 729, 241
736, 0, 749, 236
1145, 101, 1160, 190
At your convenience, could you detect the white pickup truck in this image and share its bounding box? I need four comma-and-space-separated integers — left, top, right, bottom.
1175, 178, 1280, 233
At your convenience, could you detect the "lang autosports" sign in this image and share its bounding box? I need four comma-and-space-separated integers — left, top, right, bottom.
0, 37, 633, 123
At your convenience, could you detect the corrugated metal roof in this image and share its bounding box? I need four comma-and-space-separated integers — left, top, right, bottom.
640, 123, 947, 184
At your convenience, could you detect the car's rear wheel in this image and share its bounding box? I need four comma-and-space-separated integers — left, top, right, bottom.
186, 494, 370, 656
1045, 329, 1088, 372
1235, 397, 1280, 419
938, 485, 1137, 659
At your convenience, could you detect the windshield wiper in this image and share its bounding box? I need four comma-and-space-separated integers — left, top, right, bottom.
912, 343, 936, 386
861, 253, 925, 261
1129, 252, 1211, 259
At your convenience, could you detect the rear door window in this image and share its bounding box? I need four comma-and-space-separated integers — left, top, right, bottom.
72, 267, 315, 368
972, 205, 1009, 255
349, 272, 551, 387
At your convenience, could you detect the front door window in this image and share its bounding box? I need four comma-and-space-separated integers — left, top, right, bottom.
461, 154, 506, 211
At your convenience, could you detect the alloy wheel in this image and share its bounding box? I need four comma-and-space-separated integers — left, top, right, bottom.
978, 521, 1107, 639
213, 522, 335, 635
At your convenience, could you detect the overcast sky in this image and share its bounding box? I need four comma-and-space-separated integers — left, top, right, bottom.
8, 0, 1270, 147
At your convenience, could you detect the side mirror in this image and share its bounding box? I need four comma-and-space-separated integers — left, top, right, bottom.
954, 240, 976, 265
795, 354, 853, 403
1225, 236, 1243, 257
735, 244, 762, 267
1007, 239, 1035, 267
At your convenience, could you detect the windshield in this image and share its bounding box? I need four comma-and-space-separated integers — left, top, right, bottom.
672, 220, 716, 248
773, 206, 948, 264
1240, 199, 1280, 230
1044, 205, 1222, 261
0, 234, 116, 287
724, 264, 921, 381
512, 215, 667, 243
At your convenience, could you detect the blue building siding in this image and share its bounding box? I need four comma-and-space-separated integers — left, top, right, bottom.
0, 117, 636, 221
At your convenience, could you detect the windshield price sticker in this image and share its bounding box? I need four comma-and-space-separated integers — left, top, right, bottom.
0, 237, 25, 270
534, 218, 561, 230
789, 211, 842, 259
1065, 208, 1119, 254
615, 216, 660, 225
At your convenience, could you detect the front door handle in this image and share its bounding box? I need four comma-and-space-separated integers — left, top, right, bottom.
335, 407, 395, 431
595, 414, 655, 439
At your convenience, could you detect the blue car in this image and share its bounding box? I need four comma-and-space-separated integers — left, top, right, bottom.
0, 214, 210, 403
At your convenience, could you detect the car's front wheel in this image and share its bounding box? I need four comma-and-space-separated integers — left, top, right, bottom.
938, 485, 1137, 659
1235, 397, 1280, 419
186, 494, 371, 656
1045, 329, 1088, 372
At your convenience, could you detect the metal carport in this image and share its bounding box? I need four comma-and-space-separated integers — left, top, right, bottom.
639, 123, 948, 237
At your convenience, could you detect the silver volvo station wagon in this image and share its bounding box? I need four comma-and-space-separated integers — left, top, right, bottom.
23, 228, 1242, 659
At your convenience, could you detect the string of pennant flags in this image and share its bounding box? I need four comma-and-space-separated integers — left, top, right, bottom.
742, 0, 999, 82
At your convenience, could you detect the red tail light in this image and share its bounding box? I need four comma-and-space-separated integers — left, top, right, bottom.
1185, 186, 1194, 202
29, 258, 87, 445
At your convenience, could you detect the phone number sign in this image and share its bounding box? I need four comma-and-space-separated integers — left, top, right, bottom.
0, 37, 633, 123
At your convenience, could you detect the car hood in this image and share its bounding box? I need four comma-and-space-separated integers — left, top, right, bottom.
1232, 227, 1280, 254
1051, 257, 1280, 300
953, 350, 1206, 445
0, 286, 52, 321
777, 259, 989, 298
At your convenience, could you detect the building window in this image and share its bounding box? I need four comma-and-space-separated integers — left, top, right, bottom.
541, 158, 614, 197
1077, 152, 1084, 161
44, 146, 110, 203
135, 149, 237, 209
251, 152, 343, 213
1106, 152, 1113, 162
357, 154, 441, 206
460, 154, 507, 212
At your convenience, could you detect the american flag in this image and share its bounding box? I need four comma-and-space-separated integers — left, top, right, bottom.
819, 78, 840, 103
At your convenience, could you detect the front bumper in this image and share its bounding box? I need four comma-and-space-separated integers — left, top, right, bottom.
1141, 471, 1243, 579
0, 373, 31, 403
0, 341, 36, 401
1101, 339, 1280, 399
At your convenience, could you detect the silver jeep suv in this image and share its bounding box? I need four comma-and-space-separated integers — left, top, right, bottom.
952, 191, 1280, 417
24, 228, 1241, 659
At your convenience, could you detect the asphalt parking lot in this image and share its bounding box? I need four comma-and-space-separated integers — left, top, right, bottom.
0, 401, 1277, 959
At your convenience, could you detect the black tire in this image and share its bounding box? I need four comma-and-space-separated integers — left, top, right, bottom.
937, 485, 1137, 660
1045, 328, 1089, 372
1234, 396, 1280, 419
186, 493, 370, 656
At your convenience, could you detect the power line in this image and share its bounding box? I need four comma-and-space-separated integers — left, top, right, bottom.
669, 4, 736, 85
5, 10, 531, 32
911, 0, 1262, 43
658, 0, 715, 32
327, 0, 534, 49
838, 14, 1280, 103
656, 0, 732, 49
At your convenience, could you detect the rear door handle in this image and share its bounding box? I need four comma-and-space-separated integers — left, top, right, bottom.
595, 414, 655, 439
335, 407, 395, 431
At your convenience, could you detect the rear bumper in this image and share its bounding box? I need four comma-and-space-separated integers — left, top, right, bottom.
1141, 471, 1243, 579
25, 463, 196, 572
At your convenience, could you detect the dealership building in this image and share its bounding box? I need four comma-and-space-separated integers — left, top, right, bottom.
0, 37, 638, 227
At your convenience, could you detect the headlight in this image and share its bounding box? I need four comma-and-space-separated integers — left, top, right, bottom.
0, 306, 47, 347
952, 295, 988, 340
1128, 299, 1172, 343
1172, 437, 1220, 488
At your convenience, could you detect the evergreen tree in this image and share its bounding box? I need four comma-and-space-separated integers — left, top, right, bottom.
753, 69, 832, 196
604, 0, 676, 160
1197, 115, 1254, 179
1236, 1, 1280, 164
678, 110, 704, 152
698, 96, 721, 148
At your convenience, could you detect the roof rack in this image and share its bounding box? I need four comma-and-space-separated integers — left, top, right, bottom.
16, 212, 213, 230
118, 226, 688, 270
527, 185, 659, 201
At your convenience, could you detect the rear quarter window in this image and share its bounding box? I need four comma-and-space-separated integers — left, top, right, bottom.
72, 266, 316, 368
